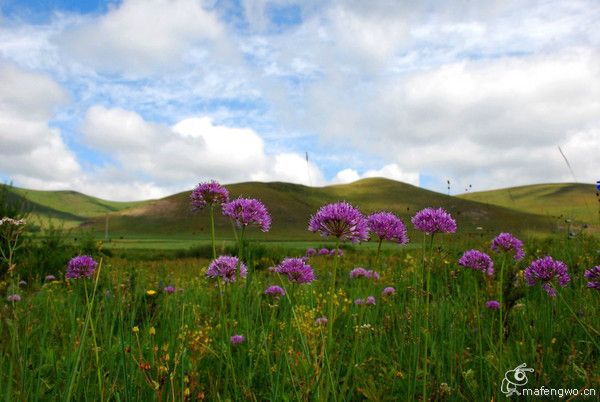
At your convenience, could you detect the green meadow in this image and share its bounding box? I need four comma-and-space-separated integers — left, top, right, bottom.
1, 180, 599, 400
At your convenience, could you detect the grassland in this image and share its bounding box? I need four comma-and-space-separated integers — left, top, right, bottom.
460, 182, 600, 225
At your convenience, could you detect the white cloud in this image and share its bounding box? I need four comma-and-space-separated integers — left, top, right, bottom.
80, 106, 327, 197
58, 0, 229, 74
333, 164, 419, 185
0, 63, 80, 183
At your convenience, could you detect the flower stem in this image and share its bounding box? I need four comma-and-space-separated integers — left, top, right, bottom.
209, 205, 216, 259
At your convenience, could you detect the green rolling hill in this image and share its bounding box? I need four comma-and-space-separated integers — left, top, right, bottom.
2, 185, 146, 228
6, 179, 588, 242
459, 183, 600, 225
80, 178, 554, 240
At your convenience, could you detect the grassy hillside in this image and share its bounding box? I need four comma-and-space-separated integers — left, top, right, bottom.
83, 178, 555, 240
459, 183, 599, 225
2, 185, 146, 228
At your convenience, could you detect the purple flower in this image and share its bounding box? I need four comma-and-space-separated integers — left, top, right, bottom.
354, 298, 364, 305
485, 300, 500, 310
411, 207, 457, 235
349, 267, 379, 280
458, 249, 494, 276
314, 316, 328, 326
367, 270, 380, 281
491, 232, 525, 261
7, 294, 21, 302
584, 266, 600, 291
163, 285, 176, 294
45, 275, 56, 282
222, 198, 271, 232
382, 287, 396, 296
365, 296, 376, 305
190, 181, 229, 210
350, 267, 368, 278
66, 255, 98, 279
524, 256, 570, 297
230, 334, 245, 345
206, 256, 247, 283
308, 202, 369, 243
276, 258, 315, 284
264, 285, 286, 299
305, 248, 317, 257
318, 248, 330, 255
367, 212, 409, 244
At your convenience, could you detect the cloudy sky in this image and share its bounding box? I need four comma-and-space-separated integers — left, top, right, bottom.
1, 0, 599, 201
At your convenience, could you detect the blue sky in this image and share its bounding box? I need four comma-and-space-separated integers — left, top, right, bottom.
1, 0, 599, 200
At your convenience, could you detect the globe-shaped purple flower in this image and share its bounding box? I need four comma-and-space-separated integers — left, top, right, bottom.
318, 248, 330, 255
365, 296, 376, 305
314, 316, 328, 326
308, 202, 368, 243
411, 207, 457, 235
382, 287, 396, 296
163, 285, 176, 294
66, 255, 98, 279
230, 334, 245, 345
222, 198, 271, 232
491, 232, 525, 261
264, 285, 286, 299
305, 248, 317, 257
190, 181, 229, 210
45, 274, 56, 282
458, 249, 494, 276
524, 256, 570, 297
206, 256, 247, 283
367, 212, 409, 244
275, 258, 315, 284
485, 300, 500, 310
7, 294, 21, 302
584, 266, 600, 291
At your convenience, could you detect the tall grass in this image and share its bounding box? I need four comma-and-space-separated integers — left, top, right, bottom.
0, 235, 598, 400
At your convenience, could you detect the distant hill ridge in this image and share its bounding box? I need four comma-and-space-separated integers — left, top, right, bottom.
5, 178, 595, 238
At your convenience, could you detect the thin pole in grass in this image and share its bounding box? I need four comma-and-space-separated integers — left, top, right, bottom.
411, 207, 456, 401
64, 256, 102, 402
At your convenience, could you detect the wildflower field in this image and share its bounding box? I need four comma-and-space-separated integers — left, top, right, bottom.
1, 182, 599, 401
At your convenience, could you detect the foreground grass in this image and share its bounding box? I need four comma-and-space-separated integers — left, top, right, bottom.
1, 235, 599, 401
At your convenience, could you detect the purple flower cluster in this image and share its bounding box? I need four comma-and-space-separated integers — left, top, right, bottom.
491, 232, 525, 261
367, 212, 409, 244
349, 267, 379, 280
230, 334, 245, 345
314, 316, 328, 326
7, 294, 21, 302
264, 285, 286, 299
305, 248, 317, 257
45, 275, 57, 282
66, 255, 98, 279
318, 248, 330, 255
308, 202, 369, 243
313, 248, 343, 257
485, 300, 500, 310
163, 285, 176, 294
458, 249, 494, 276
190, 181, 229, 210
222, 198, 271, 232
275, 258, 315, 284
524, 256, 571, 297
411, 207, 457, 235
206, 256, 247, 283
583, 266, 600, 291
382, 287, 396, 296
355, 296, 376, 305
